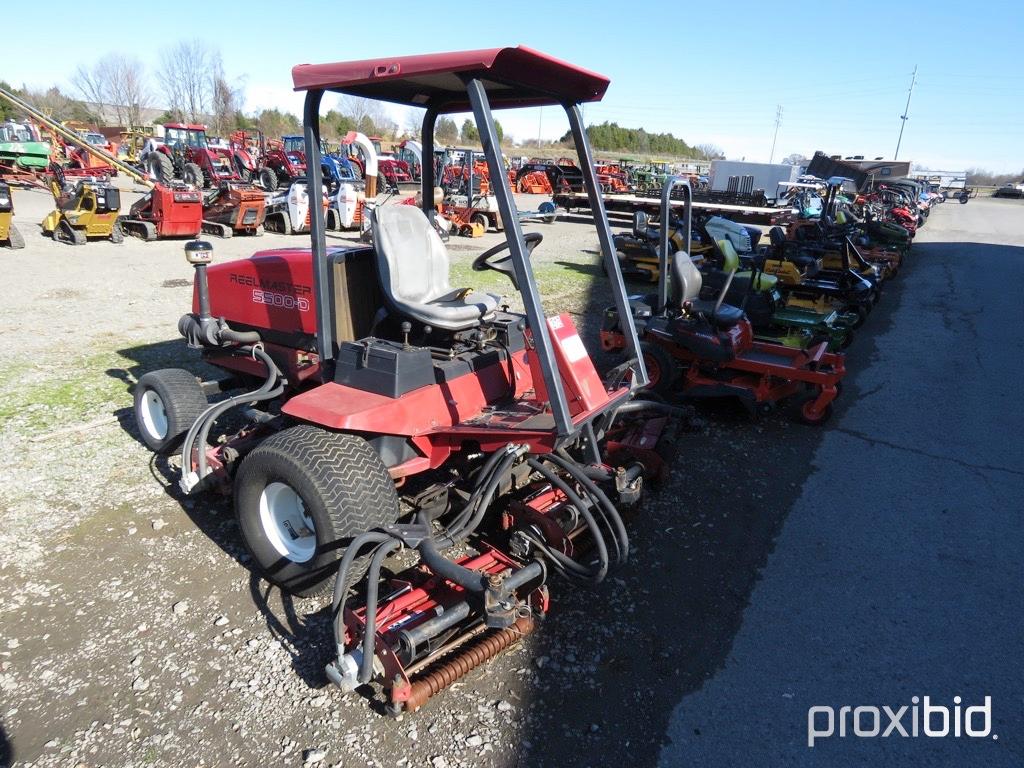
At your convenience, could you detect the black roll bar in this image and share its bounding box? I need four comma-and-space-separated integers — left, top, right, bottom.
463, 77, 573, 437
303, 89, 332, 366
302, 79, 650, 439
656, 176, 692, 315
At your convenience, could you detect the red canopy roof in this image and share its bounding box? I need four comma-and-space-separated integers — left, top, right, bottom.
291, 46, 609, 112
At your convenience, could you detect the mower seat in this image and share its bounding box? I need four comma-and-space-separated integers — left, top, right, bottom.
770, 226, 819, 272
632, 210, 661, 242
669, 247, 744, 329
371, 205, 500, 332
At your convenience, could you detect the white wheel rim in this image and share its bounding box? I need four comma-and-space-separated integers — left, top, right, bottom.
140, 390, 168, 440
259, 482, 317, 563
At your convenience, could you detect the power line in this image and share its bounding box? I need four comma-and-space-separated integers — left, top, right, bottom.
894, 65, 917, 159
769, 105, 782, 163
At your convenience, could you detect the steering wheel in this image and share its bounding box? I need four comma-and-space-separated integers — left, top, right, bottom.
471, 231, 543, 289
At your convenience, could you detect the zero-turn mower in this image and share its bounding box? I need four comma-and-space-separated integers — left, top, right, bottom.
697, 235, 854, 352
132, 47, 675, 715
759, 225, 876, 327
0, 181, 25, 249
601, 177, 845, 424
614, 213, 853, 351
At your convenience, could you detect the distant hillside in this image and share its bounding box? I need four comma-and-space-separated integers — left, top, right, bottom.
559, 121, 695, 157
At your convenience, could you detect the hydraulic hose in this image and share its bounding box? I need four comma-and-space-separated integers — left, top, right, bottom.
604, 398, 686, 433
179, 345, 282, 489
359, 539, 404, 684
447, 450, 520, 545
331, 531, 395, 645
417, 537, 489, 593
544, 452, 630, 564
219, 327, 262, 344
443, 447, 515, 542
526, 457, 611, 584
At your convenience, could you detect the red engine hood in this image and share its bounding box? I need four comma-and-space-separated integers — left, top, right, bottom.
196, 248, 321, 336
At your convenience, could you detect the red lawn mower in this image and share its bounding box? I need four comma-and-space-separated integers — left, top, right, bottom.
601, 178, 846, 425
133, 47, 673, 715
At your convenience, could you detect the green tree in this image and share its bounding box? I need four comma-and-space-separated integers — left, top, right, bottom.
435, 117, 458, 145
0, 81, 17, 121
494, 120, 504, 144
461, 119, 479, 143
559, 121, 695, 156
256, 108, 301, 139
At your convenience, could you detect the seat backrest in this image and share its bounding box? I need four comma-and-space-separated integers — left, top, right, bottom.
670, 250, 702, 308
372, 205, 452, 305
769, 225, 787, 248
716, 239, 740, 273
633, 210, 649, 237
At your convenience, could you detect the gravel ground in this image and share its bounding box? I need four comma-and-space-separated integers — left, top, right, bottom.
0, 183, 1018, 767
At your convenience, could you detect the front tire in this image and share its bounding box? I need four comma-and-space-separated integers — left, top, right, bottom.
133, 369, 209, 453
234, 426, 401, 597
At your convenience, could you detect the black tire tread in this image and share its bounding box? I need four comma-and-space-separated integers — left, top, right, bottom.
148, 152, 173, 183
134, 368, 208, 453
235, 426, 400, 597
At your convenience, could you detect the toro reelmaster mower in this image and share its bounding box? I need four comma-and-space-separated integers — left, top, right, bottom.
601, 177, 846, 425
133, 47, 674, 714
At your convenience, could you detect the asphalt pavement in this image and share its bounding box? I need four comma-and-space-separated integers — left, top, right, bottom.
656, 197, 1024, 767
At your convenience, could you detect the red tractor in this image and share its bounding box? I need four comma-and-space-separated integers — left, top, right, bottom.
132, 47, 672, 715
232, 130, 308, 191
147, 123, 240, 188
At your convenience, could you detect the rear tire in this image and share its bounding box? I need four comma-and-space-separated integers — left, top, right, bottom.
640, 341, 677, 397
133, 369, 209, 453
234, 426, 401, 597
183, 162, 204, 188
259, 168, 279, 192
110, 221, 124, 244
147, 152, 173, 183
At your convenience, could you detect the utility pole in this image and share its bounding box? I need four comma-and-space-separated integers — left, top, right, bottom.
894, 65, 917, 160
769, 105, 782, 164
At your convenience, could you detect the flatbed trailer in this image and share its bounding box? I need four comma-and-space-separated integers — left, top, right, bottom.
553, 190, 782, 224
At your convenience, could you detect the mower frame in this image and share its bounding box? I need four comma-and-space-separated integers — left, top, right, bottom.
296, 47, 647, 439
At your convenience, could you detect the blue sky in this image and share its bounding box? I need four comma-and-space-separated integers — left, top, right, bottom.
6, 0, 1022, 172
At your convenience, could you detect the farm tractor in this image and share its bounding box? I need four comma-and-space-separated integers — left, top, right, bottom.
132, 47, 675, 715
396, 139, 422, 181
147, 123, 240, 188
232, 131, 307, 192
0, 181, 24, 249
